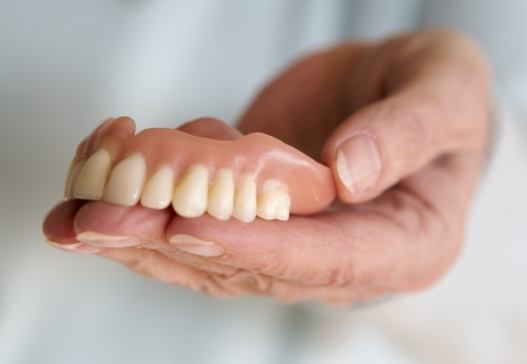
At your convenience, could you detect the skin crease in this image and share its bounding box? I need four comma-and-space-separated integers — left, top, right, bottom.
65, 117, 336, 214
43, 29, 492, 307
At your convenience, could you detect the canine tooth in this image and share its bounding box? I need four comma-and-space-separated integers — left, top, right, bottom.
103, 153, 146, 206
172, 164, 209, 217
207, 169, 234, 220
257, 181, 291, 221
73, 149, 112, 200
232, 176, 257, 223
140, 166, 174, 209
64, 160, 84, 200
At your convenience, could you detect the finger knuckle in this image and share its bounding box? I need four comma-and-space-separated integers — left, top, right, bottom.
313, 262, 357, 288
217, 270, 272, 296
254, 254, 290, 279
198, 274, 238, 299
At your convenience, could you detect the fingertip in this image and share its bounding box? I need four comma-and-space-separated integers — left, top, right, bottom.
165, 214, 279, 262
102, 116, 136, 138
325, 133, 383, 204
42, 200, 85, 243
165, 214, 244, 250
177, 117, 243, 140
79, 116, 136, 160
94, 117, 116, 133
74, 202, 172, 243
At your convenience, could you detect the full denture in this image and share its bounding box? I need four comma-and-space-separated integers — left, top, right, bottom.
64, 119, 336, 223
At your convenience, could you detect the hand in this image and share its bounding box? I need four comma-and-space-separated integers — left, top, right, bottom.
44, 29, 492, 306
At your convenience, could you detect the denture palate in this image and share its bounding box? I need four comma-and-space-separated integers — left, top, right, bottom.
65, 128, 336, 222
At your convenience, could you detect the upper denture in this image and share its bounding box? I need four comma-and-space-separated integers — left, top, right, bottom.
67, 127, 336, 222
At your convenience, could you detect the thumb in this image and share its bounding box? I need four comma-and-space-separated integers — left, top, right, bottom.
321, 88, 487, 203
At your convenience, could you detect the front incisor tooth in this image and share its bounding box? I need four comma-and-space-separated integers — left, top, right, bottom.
232, 176, 257, 223
207, 169, 234, 220
73, 149, 112, 200
140, 166, 174, 209
172, 164, 209, 217
103, 153, 147, 206
64, 160, 84, 200
257, 181, 291, 221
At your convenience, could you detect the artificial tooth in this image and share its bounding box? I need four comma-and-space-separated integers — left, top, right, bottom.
103, 153, 147, 206
207, 169, 234, 220
140, 166, 174, 209
257, 181, 291, 221
232, 175, 257, 223
172, 164, 209, 217
275, 199, 291, 221
73, 149, 112, 200
64, 160, 84, 200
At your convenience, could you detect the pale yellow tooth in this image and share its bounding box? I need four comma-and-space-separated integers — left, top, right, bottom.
257, 194, 277, 220
73, 149, 112, 200
274, 190, 291, 221
172, 164, 209, 217
232, 175, 257, 223
257, 181, 291, 221
64, 160, 84, 200
103, 153, 146, 206
140, 166, 174, 209
276, 195, 291, 221
207, 169, 234, 220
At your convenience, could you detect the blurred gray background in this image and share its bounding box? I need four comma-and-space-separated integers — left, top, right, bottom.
1, 1, 526, 363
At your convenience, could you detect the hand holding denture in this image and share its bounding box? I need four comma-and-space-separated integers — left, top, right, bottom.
43, 30, 492, 306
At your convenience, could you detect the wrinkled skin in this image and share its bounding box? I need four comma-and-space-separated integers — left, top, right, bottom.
43, 30, 491, 307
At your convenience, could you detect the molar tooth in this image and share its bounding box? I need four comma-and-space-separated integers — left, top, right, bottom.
73, 149, 112, 200
172, 164, 209, 217
207, 169, 234, 220
257, 181, 291, 221
232, 175, 257, 223
64, 160, 84, 200
103, 153, 146, 206
140, 166, 174, 209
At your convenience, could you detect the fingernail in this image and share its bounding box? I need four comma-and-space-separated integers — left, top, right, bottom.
335, 134, 382, 196
76, 231, 130, 241
47, 240, 101, 254
76, 231, 138, 247
82, 239, 140, 248
169, 234, 224, 257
